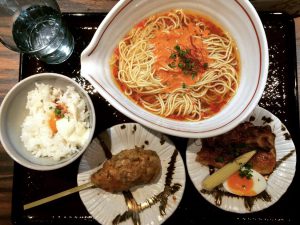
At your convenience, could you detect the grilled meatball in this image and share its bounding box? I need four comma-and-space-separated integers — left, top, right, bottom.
91, 147, 161, 193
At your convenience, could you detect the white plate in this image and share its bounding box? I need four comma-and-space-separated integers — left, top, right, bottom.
77, 123, 186, 225
186, 106, 296, 213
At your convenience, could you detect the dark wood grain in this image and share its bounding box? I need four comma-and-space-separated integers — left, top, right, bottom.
0, 1, 299, 225
0, 44, 18, 225
0, 2, 117, 225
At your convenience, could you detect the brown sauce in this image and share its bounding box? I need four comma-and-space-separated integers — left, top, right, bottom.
201, 188, 271, 211
283, 133, 291, 140
249, 116, 255, 122
262, 116, 273, 124
275, 149, 295, 168
96, 135, 112, 159
160, 136, 166, 145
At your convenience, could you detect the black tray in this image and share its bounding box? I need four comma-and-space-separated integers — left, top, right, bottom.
12, 12, 299, 225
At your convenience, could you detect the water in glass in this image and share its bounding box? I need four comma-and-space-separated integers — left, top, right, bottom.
12, 5, 74, 64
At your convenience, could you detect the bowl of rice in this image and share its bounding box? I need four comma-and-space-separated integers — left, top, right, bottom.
0, 73, 96, 170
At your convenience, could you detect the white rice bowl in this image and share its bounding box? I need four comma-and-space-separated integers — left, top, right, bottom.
0, 73, 96, 170
21, 83, 91, 160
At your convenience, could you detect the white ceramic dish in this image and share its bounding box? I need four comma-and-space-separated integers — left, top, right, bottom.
0, 73, 96, 170
186, 106, 296, 213
77, 123, 185, 225
81, 0, 268, 138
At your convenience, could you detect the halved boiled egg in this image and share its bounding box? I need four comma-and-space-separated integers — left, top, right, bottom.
223, 169, 267, 196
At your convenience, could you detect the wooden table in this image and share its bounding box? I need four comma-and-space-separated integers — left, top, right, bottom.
0, 1, 299, 225
0, 2, 118, 225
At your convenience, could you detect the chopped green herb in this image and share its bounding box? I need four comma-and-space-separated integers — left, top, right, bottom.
49, 106, 53, 109
243, 163, 252, 170
192, 72, 197, 79
239, 163, 253, 179
168, 45, 200, 76
178, 49, 188, 57
182, 83, 186, 88
178, 62, 184, 69
170, 53, 177, 59
54, 107, 64, 118
168, 62, 176, 68
54, 108, 61, 116
203, 63, 208, 69
174, 45, 180, 51
186, 63, 191, 70
184, 58, 191, 63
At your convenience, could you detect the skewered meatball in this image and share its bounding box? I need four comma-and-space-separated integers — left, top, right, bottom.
91, 147, 161, 192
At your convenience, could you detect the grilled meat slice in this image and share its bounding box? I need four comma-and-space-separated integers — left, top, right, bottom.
196, 122, 276, 175
91, 147, 161, 193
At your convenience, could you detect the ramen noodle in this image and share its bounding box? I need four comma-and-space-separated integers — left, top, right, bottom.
111, 10, 239, 121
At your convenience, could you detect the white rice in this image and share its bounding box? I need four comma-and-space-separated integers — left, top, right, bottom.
21, 83, 91, 160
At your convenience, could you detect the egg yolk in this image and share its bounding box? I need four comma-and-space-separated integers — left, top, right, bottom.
48, 104, 68, 134
227, 172, 256, 196
49, 112, 58, 134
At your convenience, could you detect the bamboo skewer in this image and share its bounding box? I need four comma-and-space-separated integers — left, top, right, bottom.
23, 136, 112, 211
23, 182, 95, 210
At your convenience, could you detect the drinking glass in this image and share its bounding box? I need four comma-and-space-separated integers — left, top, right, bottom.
0, 0, 74, 64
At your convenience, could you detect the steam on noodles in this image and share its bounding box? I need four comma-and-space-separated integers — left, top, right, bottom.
111, 10, 239, 121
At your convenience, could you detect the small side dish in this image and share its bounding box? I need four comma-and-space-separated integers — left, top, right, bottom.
21, 83, 91, 160
23, 147, 162, 210
186, 106, 296, 213
78, 123, 185, 225
0, 73, 95, 170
